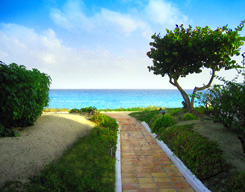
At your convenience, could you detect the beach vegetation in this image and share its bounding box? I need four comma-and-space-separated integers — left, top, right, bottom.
130, 110, 162, 128
69, 106, 97, 114
181, 112, 198, 121
157, 124, 228, 180
80, 106, 97, 114
152, 114, 176, 133
91, 112, 118, 132
147, 21, 245, 112
0, 112, 118, 192
129, 108, 245, 191
196, 70, 245, 153
0, 63, 51, 136
99, 106, 163, 112
224, 171, 245, 192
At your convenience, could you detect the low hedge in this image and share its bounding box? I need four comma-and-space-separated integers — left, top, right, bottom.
157, 124, 228, 180
90, 112, 118, 132
130, 110, 162, 128
0, 63, 51, 129
152, 114, 176, 133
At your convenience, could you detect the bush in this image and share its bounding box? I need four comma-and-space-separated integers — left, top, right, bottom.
0, 63, 51, 128
0, 123, 18, 137
152, 114, 176, 133
225, 172, 245, 192
130, 110, 162, 128
80, 106, 97, 114
181, 113, 198, 121
200, 72, 245, 153
69, 108, 81, 113
157, 124, 228, 180
90, 112, 118, 132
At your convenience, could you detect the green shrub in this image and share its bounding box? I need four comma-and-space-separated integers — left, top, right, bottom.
0, 63, 51, 128
152, 114, 176, 133
0, 123, 18, 137
130, 110, 162, 128
165, 108, 184, 116
91, 112, 118, 132
69, 108, 80, 113
100, 106, 163, 112
181, 113, 198, 121
80, 106, 97, 114
225, 172, 245, 192
202, 72, 245, 153
157, 124, 228, 180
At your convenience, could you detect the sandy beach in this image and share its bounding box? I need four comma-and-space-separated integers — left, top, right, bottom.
0, 113, 96, 187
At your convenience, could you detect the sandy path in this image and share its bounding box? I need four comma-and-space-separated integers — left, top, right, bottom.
0, 113, 96, 187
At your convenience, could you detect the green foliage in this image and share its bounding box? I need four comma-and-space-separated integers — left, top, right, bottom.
147, 21, 245, 78
130, 110, 162, 128
23, 127, 116, 192
181, 113, 198, 121
100, 106, 163, 112
147, 21, 245, 112
1, 112, 118, 192
81, 106, 97, 114
198, 71, 245, 153
200, 71, 245, 130
0, 63, 51, 129
165, 108, 184, 116
157, 124, 228, 180
225, 172, 245, 192
152, 114, 176, 133
69, 106, 97, 114
90, 112, 118, 132
69, 108, 80, 113
0, 127, 19, 137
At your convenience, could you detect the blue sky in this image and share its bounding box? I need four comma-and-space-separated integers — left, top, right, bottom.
0, 0, 244, 89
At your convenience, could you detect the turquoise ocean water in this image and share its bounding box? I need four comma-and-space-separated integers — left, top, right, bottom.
47, 89, 194, 109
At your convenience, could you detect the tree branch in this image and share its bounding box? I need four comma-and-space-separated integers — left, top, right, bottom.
190, 67, 216, 107
194, 67, 216, 92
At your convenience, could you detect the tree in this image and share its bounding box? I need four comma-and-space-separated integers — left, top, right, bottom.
147, 21, 245, 112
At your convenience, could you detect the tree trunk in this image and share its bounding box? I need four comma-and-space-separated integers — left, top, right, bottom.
190, 68, 216, 109
168, 68, 216, 113
238, 130, 245, 153
173, 78, 192, 112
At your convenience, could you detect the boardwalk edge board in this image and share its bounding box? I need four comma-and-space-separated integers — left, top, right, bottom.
115, 122, 122, 192
142, 121, 211, 192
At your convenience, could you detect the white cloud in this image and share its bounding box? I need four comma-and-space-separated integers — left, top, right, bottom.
0, 1, 196, 89
145, 0, 189, 26
50, 0, 94, 31
50, 0, 189, 37
0, 23, 168, 89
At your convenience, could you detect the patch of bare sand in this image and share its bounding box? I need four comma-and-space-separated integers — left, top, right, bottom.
0, 113, 96, 187
179, 120, 245, 172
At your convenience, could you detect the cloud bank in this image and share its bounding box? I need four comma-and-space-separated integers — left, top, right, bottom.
1, 0, 213, 89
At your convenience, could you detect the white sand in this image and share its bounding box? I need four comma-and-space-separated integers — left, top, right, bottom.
0, 113, 96, 187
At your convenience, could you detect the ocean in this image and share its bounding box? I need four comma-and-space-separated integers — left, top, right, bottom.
47, 89, 194, 109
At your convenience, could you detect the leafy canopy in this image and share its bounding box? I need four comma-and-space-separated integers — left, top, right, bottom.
147, 21, 245, 79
